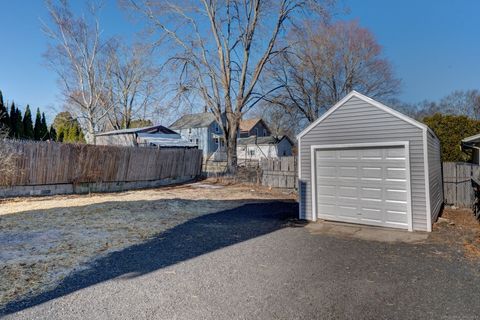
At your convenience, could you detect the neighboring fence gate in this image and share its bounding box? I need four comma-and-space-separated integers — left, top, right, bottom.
443, 162, 480, 208
260, 157, 297, 190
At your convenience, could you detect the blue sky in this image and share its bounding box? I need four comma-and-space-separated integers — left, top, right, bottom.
0, 0, 478, 122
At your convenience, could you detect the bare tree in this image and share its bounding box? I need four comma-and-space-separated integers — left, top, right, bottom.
0, 111, 19, 185
268, 20, 401, 123
126, 0, 333, 172
43, 0, 112, 144
104, 42, 165, 129
438, 90, 480, 119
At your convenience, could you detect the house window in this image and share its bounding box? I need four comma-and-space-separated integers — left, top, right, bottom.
254, 128, 258, 136
263, 129, 267, 136
195, 139, 199, 145
214, 138, 219, 145
188, 128, 192, 134
249, 149, 255, 156
215, 124, 220, 133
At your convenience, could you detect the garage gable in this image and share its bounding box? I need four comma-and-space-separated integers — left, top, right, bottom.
297, 91, 429, 140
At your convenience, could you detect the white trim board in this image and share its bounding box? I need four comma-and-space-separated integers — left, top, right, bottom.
297, 90, 435, 140
310, 141, 414, 232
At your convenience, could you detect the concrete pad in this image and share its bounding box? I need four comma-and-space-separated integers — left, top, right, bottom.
306, 220, 429, 243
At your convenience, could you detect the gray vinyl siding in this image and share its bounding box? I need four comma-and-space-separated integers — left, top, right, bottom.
427, 130, 443, 222
299, 96, 429, 231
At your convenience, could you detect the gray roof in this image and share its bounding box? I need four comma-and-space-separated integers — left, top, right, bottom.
462, 133, 480, 144
95, 125, 177, 137
170, 113, 216, 130
238, 135, 291, 146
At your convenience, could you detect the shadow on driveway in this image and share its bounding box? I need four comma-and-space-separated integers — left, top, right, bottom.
1, 200, 298, 316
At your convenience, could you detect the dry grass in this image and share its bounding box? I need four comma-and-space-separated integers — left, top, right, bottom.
0, 182, 294, 309
431, 208, 480, 259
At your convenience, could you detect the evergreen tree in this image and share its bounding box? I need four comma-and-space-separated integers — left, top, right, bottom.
9, 103, 17, 138
14, 107, 24, 139
0, 90, 9, 129
52, 111, 85, 143
22, 105, 34, 139
57, 126, 65, 142
34, 108, 42, 140
40, 112, 49, 141
49, 126, 57, 141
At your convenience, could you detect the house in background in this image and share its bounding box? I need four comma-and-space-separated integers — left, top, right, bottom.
170, 113, 224, 160
95, 125, 196, 148
237, 136, 293, 161
461, 133, 480, 164
238, 118, 271, 138
170, 112, 294, 161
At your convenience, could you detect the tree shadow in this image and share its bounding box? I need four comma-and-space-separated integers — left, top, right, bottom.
1, 199, 298, 316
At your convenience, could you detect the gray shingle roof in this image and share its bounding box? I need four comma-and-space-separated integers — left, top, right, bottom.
237, 136, 280, 146
95, 125, 177, 137
170, 113, 216, 130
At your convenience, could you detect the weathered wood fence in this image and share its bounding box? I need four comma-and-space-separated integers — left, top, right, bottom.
260, 157, 297, 190
0, 140, 203, 187
443, 162, 480, 207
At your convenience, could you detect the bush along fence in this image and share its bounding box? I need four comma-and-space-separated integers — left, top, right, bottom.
0, 140, 203, 197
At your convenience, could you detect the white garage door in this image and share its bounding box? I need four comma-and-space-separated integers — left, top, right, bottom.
315, 145, 410, 229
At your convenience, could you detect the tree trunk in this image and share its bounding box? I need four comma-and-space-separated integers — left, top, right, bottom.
225, 119, 239, 174
87, 114, 96, 145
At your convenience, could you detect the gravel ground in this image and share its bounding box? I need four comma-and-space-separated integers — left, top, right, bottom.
1, 184, 480, 319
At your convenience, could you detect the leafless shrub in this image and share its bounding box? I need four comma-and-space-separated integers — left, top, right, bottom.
0, 125, 21, 186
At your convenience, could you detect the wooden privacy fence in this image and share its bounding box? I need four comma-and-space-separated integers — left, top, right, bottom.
0, 140, 203, 186
443, 162, 480, 207
260, 156, 297, 190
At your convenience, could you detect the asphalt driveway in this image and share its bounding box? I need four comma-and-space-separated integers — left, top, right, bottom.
2, 199, 480, 319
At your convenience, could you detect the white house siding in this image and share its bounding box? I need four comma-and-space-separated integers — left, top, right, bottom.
299, 96, 429, 231
427, 130, 443, 222
96, 134, 136, 146
237, 144, 278, 161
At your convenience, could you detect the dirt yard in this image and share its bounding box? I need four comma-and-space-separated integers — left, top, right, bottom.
431, 207, 480, 259
0, 181, 295, 309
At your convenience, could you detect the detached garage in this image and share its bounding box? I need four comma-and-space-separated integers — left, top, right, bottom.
297, 91, 443, 232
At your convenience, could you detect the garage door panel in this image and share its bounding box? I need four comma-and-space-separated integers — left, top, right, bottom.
336, 203, 358, 219
385, 189, 407, 202
359, 207, 382, 221
338, 149, 359, 159
315, 145, 409, 230
385, 148, 406, 159
317, 204, 339, 217
317, 184, 336, 196
386, 168, 406, 180
316, 166, 337, 178
385, 210, 408, 224
361, 167, 382, 179
336, 197, 361, 207
338, 166, 358, 179
316, 150, 336, 160
360, 148, 382, 159
338, 186, 358, 198
360, 187, 382, 200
